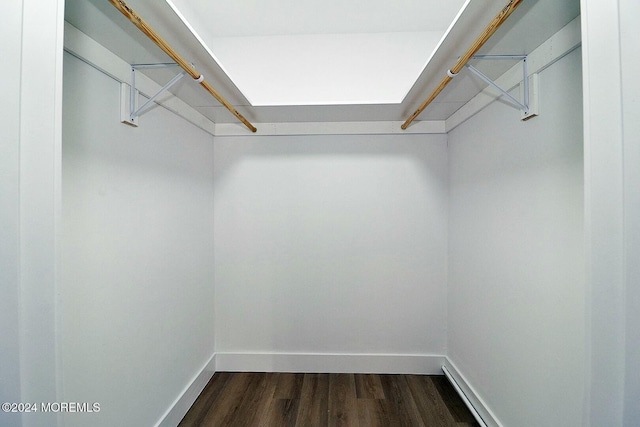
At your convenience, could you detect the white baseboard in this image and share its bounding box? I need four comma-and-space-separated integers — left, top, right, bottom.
215, 352, 445, 374
155, 353, 216, 427
442, 358, 503, 427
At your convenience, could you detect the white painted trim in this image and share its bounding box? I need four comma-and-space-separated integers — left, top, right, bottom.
445, 16, 582, 132
215, 352, 445, 374
442, 358, 503, 427
63, 21, 217, 136
214, 119, 445, 136
155, 353, 216, 427
54, 2, 66, 426
580, 0, 627, 425
19, 2, 65, 426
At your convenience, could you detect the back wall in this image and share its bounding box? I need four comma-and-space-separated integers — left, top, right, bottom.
213, 134, 448, 372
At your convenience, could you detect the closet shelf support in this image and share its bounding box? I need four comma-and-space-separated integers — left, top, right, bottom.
465, 63, 526, 111
121, 62, 188, 126
463, 54, 537, 119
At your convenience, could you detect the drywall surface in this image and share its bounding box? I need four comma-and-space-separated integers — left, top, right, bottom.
621, 1, 640, 424
0, 3, 25, 425
213, 134, 448, 366
61, 53, 215, 427
447, 48, 585, 426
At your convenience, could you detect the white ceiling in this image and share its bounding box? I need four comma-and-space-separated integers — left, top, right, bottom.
166, 0, 467, 37
64, 0, 580, 125
166, 0, 467, 106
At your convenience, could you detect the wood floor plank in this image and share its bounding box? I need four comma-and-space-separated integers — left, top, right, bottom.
224, 373, 276, 426
199, 372, 254, 427
217, 372, 262, 426
260, 372, 305, 427
247, 373, 279, 426
379, 374, 426, 427
431, 375, 479, 425
328, 373, 359, 427
295, 373, 330, 427
274, 372, 304, 399
406, 375, 456, 427
354, 374, 385, 399
357, 399, 380, 427
263, 398, 300, 427
357, 398, 400, 427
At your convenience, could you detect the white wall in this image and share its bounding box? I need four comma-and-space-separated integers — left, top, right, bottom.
61, 53, 216, 427
0, 2, 22, 426
447, 48, 585, 427
213, 134, 449, 371
621, 1, 640, 424
0, 2, 26, 426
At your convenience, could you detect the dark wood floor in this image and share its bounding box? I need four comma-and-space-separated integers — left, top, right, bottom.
179, 372, 479, 426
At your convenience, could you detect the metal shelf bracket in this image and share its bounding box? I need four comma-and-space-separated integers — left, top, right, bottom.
464, 55, 538, 121
120, 63, 185, 127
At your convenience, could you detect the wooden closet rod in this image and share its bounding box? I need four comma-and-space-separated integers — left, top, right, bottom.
401, 0, 523, 130
109, 0, 257, 133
